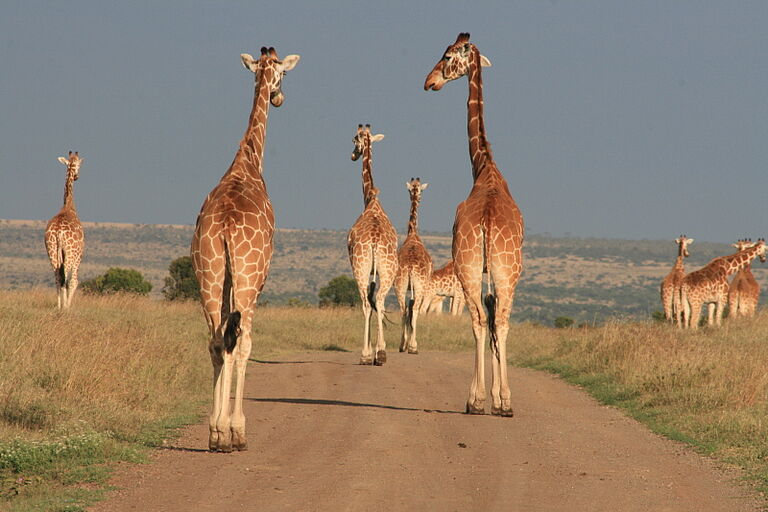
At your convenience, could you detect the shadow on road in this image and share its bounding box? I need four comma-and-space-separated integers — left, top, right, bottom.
250, 358, 348, 365
246, 396, 461, 415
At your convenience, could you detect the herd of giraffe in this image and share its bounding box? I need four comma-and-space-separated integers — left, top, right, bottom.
42, 34, 763, 452
661, 236, 766, 330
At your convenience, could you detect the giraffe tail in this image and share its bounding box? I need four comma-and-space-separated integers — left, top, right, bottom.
406, 271, 416, 330
221, 228, 241, 353
481, 222, 499, 360
368, 246, 378, 312
56, 232, 67, 287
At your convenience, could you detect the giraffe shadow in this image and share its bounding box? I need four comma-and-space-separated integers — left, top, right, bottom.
158, 445, 211, 453
245, 396, 461, 415
250, 358, 348, 365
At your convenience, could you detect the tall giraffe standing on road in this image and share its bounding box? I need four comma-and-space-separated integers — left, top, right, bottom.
394, 178, 432, 354
681, 239, 766, 329
44, 151, 84, 309
191, 47, 299, 452
728, 239, 761, 318
425, 33, 524, 416
347, 124, 399, 365
660, 235, 693, 327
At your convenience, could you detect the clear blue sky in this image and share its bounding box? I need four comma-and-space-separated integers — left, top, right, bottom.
1, 1, 766, 243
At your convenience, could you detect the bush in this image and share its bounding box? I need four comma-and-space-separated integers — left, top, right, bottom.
554, 316, 575, 329
162, 256, 200, 301
81, 268, 152, 296
318, 275, 360, 308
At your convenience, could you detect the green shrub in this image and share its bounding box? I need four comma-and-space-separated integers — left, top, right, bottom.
81, 268, 152, 296
318, 275, 360, 308
162, 256, 200, 301
554, 316, 575, 329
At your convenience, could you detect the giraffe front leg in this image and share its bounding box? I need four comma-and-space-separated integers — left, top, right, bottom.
707, 303, 716, 326
208, 343, 225, 451
231, 327, 252, 451
360, 300, 374, 365
715, 298, 726, 326
465, 298, 487, 414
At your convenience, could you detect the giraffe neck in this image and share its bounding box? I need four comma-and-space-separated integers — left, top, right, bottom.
673, 254, 685, 272
361, 138, 376, 205
716, 246, 759, 276
466, 48, 494, 180
63, 175, 76, 209
407, 196, 420, 237
232, 68, 273, 179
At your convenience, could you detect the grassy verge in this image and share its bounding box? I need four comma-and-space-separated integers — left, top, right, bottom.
504, 313, 768, 497
0, 290, 210, 511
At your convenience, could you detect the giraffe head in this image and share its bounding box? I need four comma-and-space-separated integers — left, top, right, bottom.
240, 47, 300, 107
675, 235, 694, 257
424, 32, 491, 92
405, 177, 429, 202
351, 124, 385, 161
57, 151, 82, 181
754, 239, 767, 263
731, 238, 756, 252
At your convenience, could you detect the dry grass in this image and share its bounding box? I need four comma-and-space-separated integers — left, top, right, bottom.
2, 289, 768, 507
506, 312, 768, 493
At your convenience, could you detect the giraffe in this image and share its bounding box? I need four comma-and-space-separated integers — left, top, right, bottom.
728, 239, 761, 318
425, 33, 524, 416
681, 239, 766, 329
347, 124, 399, 365
422, 260, 465, 316
660, 235, 693, 327
394, 177, 432, 354
190, 47, 300, 452
44, 151, 84, 309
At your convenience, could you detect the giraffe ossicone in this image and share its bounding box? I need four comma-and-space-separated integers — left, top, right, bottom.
191, 47, 299, 452
44, 151, 84, 310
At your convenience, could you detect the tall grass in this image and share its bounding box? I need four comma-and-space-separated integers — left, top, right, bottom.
0, 289, 210, 510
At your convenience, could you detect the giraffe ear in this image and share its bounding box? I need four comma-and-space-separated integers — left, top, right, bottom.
732, 243, 740, 248
241, 53, 259, 72
58, 157, 68, 165
420, 182, 429, 191
281, 54, 300, 72
480, 55, 492, 67
405, 182, 412, 189
687, 238, 693, 244
370, 134, 385, 142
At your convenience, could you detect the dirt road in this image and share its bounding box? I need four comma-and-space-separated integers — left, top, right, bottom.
91, 351, 757, 511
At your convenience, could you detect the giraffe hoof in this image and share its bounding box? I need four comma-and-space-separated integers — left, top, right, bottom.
359, 357, 373, 365
374, 350, 387, 365
399, 346, 406, 353
465, 402, 485, 415
407, 348, 419, 355
232, 430, 248, 451
491, 406, 514, 417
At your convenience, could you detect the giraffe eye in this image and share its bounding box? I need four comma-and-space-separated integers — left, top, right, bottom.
442, 55, 450, 61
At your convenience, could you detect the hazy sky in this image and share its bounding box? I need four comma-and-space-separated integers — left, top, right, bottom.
2, 1, 766, 243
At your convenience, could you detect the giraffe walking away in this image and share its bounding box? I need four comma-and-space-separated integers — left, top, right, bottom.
728, 239, 761, 318
347, 124, 399, 366
660, 235, 693, 327
422, 259, 465, 316
681, 239, 766, 330
394, 178, 432, 355
44, 151, 84, 309
425, 33, 524, 416
191, 47, 299, 452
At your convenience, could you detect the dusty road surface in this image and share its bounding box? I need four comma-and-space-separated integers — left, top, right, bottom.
91, 351, 757, 512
